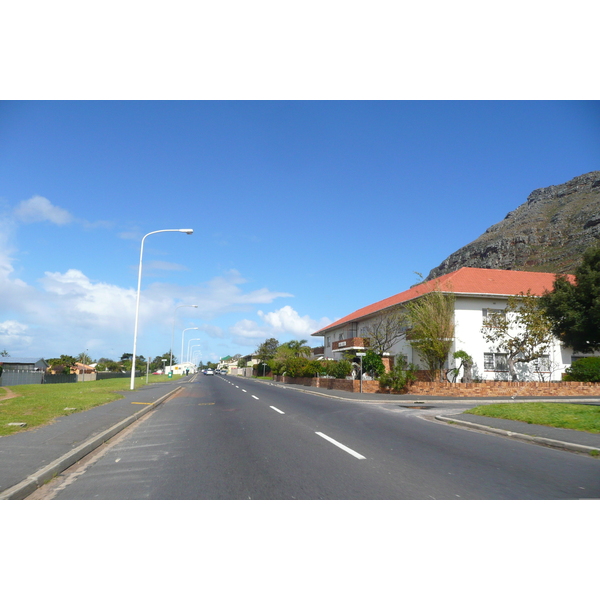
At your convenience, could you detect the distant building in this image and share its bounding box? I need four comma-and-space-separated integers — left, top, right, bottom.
0, 357, 49, 371
170, 362, 196, 375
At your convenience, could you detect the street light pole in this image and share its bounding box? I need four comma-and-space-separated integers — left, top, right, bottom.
187, 339, 201, 363
189, 344, 201, 363
181, 327, 199, 371
130, 229, 193, 391
170, 304, 198, 373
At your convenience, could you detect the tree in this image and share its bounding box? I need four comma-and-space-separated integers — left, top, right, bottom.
406, 290, 455, 381
1, 349, 9, 357
256, 338, 279, 363
149, 352, 174, 372
281, 339, 311, 358
47, 355, 78, 374
76, 351, 93, 365
540, 244, 600, 352
362, 350, 385, 379
362, 306, 408, 355
451, 350, 473, 383
120, 354, 145, 371
96, 359, 121, 372
481, 292, 554, 381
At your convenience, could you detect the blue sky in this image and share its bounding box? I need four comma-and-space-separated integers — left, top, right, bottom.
1, 100, 598, 364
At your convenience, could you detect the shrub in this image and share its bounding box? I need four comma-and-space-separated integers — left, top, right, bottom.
283, 357, 309, 378
564, 357, 600, 382
379, 356, 418, 392
309, 361, 326, 377
362, 350, 385, 378
268, 359, 286, 376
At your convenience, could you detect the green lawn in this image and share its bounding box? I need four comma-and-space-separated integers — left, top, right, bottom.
465, 402, 600, 434
0, 374, 182, 437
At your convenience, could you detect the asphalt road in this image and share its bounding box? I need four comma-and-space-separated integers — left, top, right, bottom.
39, 374, 600, 499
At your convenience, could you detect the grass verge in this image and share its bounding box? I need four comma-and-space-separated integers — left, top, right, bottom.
0, 374, 183, 437
465, 402, 600, 434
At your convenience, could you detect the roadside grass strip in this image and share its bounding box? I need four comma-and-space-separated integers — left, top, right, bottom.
315, 432, 366, 460
0, 375, 180, 437
465, 402, 600, 434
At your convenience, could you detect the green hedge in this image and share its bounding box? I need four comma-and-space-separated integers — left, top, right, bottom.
564, 357, 600, 382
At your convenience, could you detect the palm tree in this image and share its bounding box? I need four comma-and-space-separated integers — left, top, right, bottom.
284, 339, 311, 358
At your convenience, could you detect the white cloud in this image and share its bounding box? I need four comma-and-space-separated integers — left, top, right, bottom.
14, 195, 74, 225
0, 320, 32, 353
230, 306, 332, 345
0, 255, 303, 359
200, 324, 224, 339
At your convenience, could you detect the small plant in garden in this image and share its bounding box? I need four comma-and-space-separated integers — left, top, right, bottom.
379, 355, 417, 393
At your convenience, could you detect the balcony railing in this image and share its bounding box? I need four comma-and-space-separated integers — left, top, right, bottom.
332, 337, 370, 352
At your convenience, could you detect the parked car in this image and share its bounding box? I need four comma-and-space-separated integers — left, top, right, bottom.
204, 368, 214, 375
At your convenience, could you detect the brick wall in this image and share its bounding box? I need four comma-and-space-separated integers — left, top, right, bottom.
273, 376, 381, 393
272, 375, 600, 397
409, 381, 600, 397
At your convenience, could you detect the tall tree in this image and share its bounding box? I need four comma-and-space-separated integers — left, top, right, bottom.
361, 306, 408, 355
149, 352, 174, 372
481, 292, 554, 381
406, 290, 455, 381
76, 351, 93, 364
256, 338, 279, 362
540, 244, 600, 352
281, 339, 311, 357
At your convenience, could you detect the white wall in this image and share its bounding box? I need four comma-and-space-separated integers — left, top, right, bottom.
316, 295, 600, 381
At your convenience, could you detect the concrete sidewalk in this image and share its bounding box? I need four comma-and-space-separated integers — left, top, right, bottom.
0, 379, 188, 500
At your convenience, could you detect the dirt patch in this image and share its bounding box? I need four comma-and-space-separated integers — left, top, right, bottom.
0, 387, 21, 402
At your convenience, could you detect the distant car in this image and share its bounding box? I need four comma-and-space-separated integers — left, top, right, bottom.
204, 369, 214, 375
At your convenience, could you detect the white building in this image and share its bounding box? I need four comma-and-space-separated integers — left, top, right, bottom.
312, 267, 597, 382
170, 361, 197, 375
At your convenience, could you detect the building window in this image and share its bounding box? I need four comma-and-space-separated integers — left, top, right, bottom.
482, 308, 505, 326
326, 336, 331, 348
532, 355, 550, 372
484, 352, 508, 371
339, 333, 344, 340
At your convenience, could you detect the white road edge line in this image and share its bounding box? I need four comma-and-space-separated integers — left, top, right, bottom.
270, 406, 285, 414
315, 432, 366, 460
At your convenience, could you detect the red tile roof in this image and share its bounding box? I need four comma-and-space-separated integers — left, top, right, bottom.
312, 267, 573, 336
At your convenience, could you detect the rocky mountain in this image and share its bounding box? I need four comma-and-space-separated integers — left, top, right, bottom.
426, 171, 600, 280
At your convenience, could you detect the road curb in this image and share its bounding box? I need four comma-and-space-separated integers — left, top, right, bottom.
0, 386, 183, 500
435, 415, 600, 455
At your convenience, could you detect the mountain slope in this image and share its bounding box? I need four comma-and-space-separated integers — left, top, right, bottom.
426, 171, 600, 280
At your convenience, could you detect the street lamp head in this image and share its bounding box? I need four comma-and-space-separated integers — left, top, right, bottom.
179, 229, 194, 235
